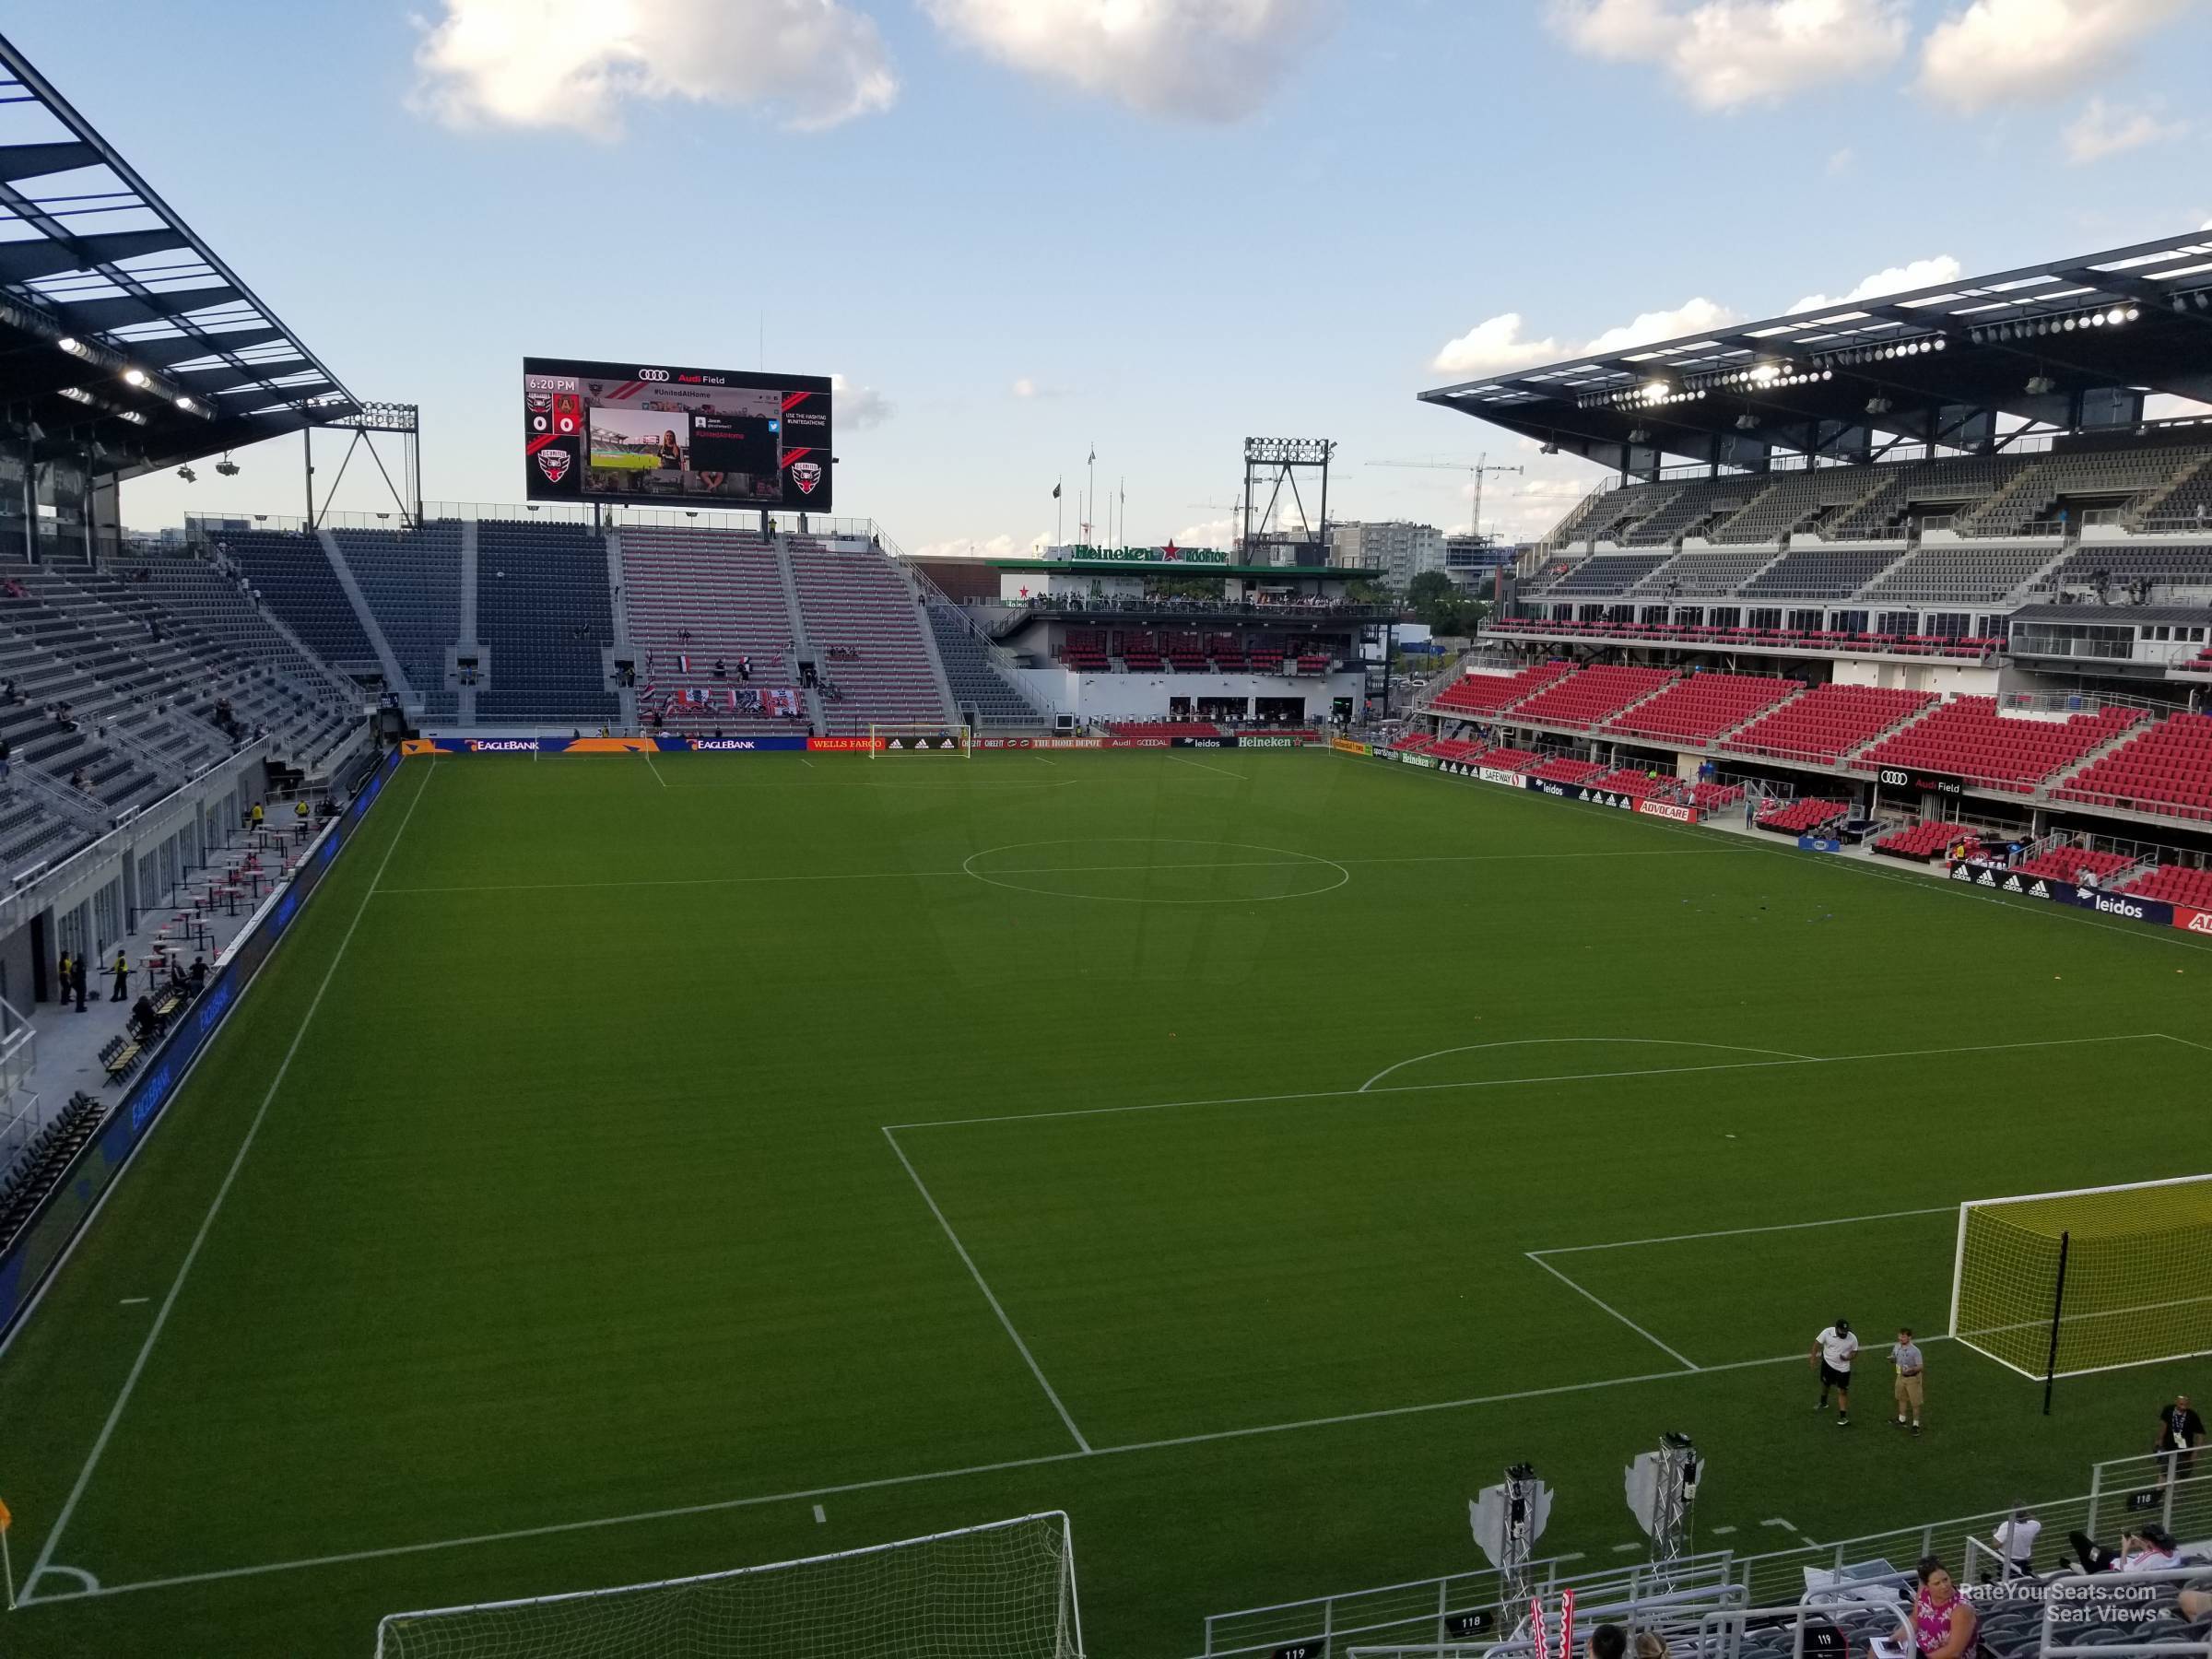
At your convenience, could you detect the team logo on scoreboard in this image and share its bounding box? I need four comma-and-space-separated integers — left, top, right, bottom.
535, 447, 573, 484
791, 460, 822, 496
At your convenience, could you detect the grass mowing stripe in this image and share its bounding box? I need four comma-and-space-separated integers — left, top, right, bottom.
22, 760, 439, 1605
881, 1128, 1092, 1453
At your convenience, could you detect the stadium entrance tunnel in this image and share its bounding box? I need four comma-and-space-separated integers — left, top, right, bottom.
1359, 1037, 1813, 1093
961, 838, 1349, 904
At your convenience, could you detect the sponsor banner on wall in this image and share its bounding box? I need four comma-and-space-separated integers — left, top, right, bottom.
1948, 861, 2179, 928
1034, 737, 1104, 749
684, 736, 807, 752
1637, 799, 1698, 823
405, 736, 810, 755
978, 738, 1036, 750
1238, 735, 1300, 749
808, 736, 881, 752
1103, 738, 1171, 748
2173, 905, 2212, 936
1174, 737, 1236, 749
1477, 767, 1525, 788
1797, 836, 1844, 853
0, 752, 404, 1339
1398, 753, 1437, 769
1331, 737, 1372, 757
1878, 766, 1967, 798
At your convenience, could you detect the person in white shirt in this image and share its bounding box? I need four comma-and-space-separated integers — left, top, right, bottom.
1811, 1317, 1860, 1427
1993, 1510, 2042, 1577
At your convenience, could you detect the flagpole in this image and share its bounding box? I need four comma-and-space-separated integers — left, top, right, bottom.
3, 1524, 13, 1612
1056, 476, 1064, 548
1088, 444, 1096, 550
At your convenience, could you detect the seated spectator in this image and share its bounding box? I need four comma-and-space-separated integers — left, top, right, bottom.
1993, 1509, 2042, 1577
713, 658, 727, 680
1897, 1558, 1976, 1659
189, 956, 206, 992
128, 994, 160, 1041
2067, 1524, 2180, 1574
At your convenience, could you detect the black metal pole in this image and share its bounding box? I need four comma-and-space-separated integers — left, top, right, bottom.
2042, 1230, 2071, 1417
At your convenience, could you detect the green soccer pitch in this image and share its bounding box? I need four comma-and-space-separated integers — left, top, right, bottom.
4, 747, 2207, 1656
587, 450, 660, 472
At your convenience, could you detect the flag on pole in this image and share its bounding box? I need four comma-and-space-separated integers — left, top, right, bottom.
677, 653, 691, 674
0, 1493, 12, 1531
1051, 482, 1061, 499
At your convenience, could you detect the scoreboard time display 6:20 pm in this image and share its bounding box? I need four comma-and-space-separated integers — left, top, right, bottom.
523, 357, 833, 512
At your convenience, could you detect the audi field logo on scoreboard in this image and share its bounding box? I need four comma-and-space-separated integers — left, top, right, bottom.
637, 369, 671, 382
535, 448, 572, 483
791, 461, 822, 496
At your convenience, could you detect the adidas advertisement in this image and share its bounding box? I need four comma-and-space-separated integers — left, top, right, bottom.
1949, 860, 2183, 931
524, 356, 833, 511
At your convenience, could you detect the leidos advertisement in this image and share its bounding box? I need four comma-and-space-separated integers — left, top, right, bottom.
523, 357, 833, 511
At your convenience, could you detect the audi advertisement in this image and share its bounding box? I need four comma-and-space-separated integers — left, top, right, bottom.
523, 357, 832, 511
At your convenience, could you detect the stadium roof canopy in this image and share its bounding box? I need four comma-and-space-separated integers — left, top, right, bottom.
1420, 231, 2212, 477
0, 31, 359, 477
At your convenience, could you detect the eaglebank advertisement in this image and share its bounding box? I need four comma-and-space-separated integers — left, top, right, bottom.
1949, 859, 2212, 936
403, 735, 811, 754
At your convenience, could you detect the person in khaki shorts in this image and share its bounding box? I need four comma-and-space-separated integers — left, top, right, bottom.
1892, 1327, 1925, 1437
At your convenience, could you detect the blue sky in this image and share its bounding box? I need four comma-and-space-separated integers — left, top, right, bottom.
27, 0, 2209, 552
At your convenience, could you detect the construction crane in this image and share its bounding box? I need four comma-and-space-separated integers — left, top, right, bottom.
1365, 454, 1524, 543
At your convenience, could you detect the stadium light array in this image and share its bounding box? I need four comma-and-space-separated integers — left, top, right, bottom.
121, 367, 147, 388
56, 386, 92, 404
1966, 305, 2140, 345
56, 335, 88, 358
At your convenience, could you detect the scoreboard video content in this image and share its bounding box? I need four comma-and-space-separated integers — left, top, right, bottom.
523, 357, 833, 512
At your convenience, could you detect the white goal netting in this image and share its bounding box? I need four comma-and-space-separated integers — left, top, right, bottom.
373, 1512, 1082, 1659
1948, 1176, 2212, 1379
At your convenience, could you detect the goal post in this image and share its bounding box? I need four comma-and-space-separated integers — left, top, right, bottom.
866, 721, 972, 758
1947, 1176, 2212, 1387
373, 1511, 1083, 1659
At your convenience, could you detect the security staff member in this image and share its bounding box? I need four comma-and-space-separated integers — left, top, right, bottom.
111, 949, 129, 1004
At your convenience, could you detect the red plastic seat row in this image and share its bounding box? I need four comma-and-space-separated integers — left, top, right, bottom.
1510, 665, 1677, 730
1604, 672, 1803, 745
2123, 863, 2212, 907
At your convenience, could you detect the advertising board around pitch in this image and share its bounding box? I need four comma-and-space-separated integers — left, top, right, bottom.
522, 356, 832, 512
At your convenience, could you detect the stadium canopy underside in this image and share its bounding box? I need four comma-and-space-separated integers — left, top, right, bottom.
1420, 231, 2212, 479
0, 30, 359, 479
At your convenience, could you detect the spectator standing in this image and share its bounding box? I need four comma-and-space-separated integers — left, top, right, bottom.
72, 951, 87, 1012
1811, 1317, 1858, 1426
111, 948, 129, 1005
1993, 1509, 2042, 1577
2156, 1394, 2206, 1485
1891, 1327, 1925, 1436
56, 950, 72, 1006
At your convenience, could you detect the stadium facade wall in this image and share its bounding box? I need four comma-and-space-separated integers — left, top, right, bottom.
1827, 659, 2000, 697
0, 750, 403, 1342
1015, 666, 1364, 723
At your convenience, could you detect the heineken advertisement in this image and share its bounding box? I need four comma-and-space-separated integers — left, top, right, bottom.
1050, 544, 1231, 567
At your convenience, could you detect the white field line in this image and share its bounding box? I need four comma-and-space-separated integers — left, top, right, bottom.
1170, 756, 1246, 780
1530, 1205, 1954, 1256
642, 750, 667, 789
373, 846, 1757, 899
43, 1345, 1841, 1606
885, 1034, 2172, 1133
880, 1128, 1091, 1454
1359, 1038, 1818, 1092
1524, 1252, 1700, 1371
23, 759, 440, 1604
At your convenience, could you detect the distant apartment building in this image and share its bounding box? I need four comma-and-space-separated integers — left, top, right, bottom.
1330, 520, 1444, 588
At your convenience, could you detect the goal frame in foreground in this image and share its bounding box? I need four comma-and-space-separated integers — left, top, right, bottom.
1947, 1174, 2212, 1398
866, 721, 972, 758
372, 1510, 1082, 1658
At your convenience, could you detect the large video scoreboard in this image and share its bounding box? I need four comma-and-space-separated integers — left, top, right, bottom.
523, 357, 833, 512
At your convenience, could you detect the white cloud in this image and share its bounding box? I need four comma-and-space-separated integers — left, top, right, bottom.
1173, 516, 1238, 550
1583, 296, 1743, 354
920, 0, 1337, 121
829, 373, 892, 429
1431, 297, 1741, 380
1789, 254, 1962, 313
1827, 146, 1856, 174
1549, 0, 1909, 111
1011, 377, 1038, 399
1918, 0, 2189, 112
2062, 95, 2190, 163
1430, 312, 1563, 375
411, 0, 897, 137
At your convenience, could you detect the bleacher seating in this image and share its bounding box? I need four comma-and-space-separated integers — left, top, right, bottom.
1107, 721, 1222, 739
219, 529, 376, 668
1711, 470, 1884, 544
1587, 766, 1668, 797
2011, 846, 2138, 884
1822, 453, 2018, 538
2122, 863, 2212, 908
788, 541, 950, 730
926, 606, 1039, 729
1628, 548, 1777, 594
1542, 552, 1675, 594
1430, 661, 1571, 717
1722, 684, 1936, 764
1873, 820, 1981, 861
1858, 544, 2057, 605
2054, 712, 2212, 822
1471, 746, 1542, 771
2043, 543, 2212, 594
1428, 737, 1488, 763
1526, 756, 1607, 785
0, 1092, 101, 1250
1494, 616, 1998, 659
476, 522, 618, 724
1508, 665, 1677, 730
1966, 440, 2212, 537
1060, 629, 1110, 671
1757, 797, 1849, 833
1621, 478, 1758, 546
1603, 672, 1801, 746
333, 524, 463, 721
1854, 697, 2143, 792
620, 527, 798, 733
1738, 546, 1901, 598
